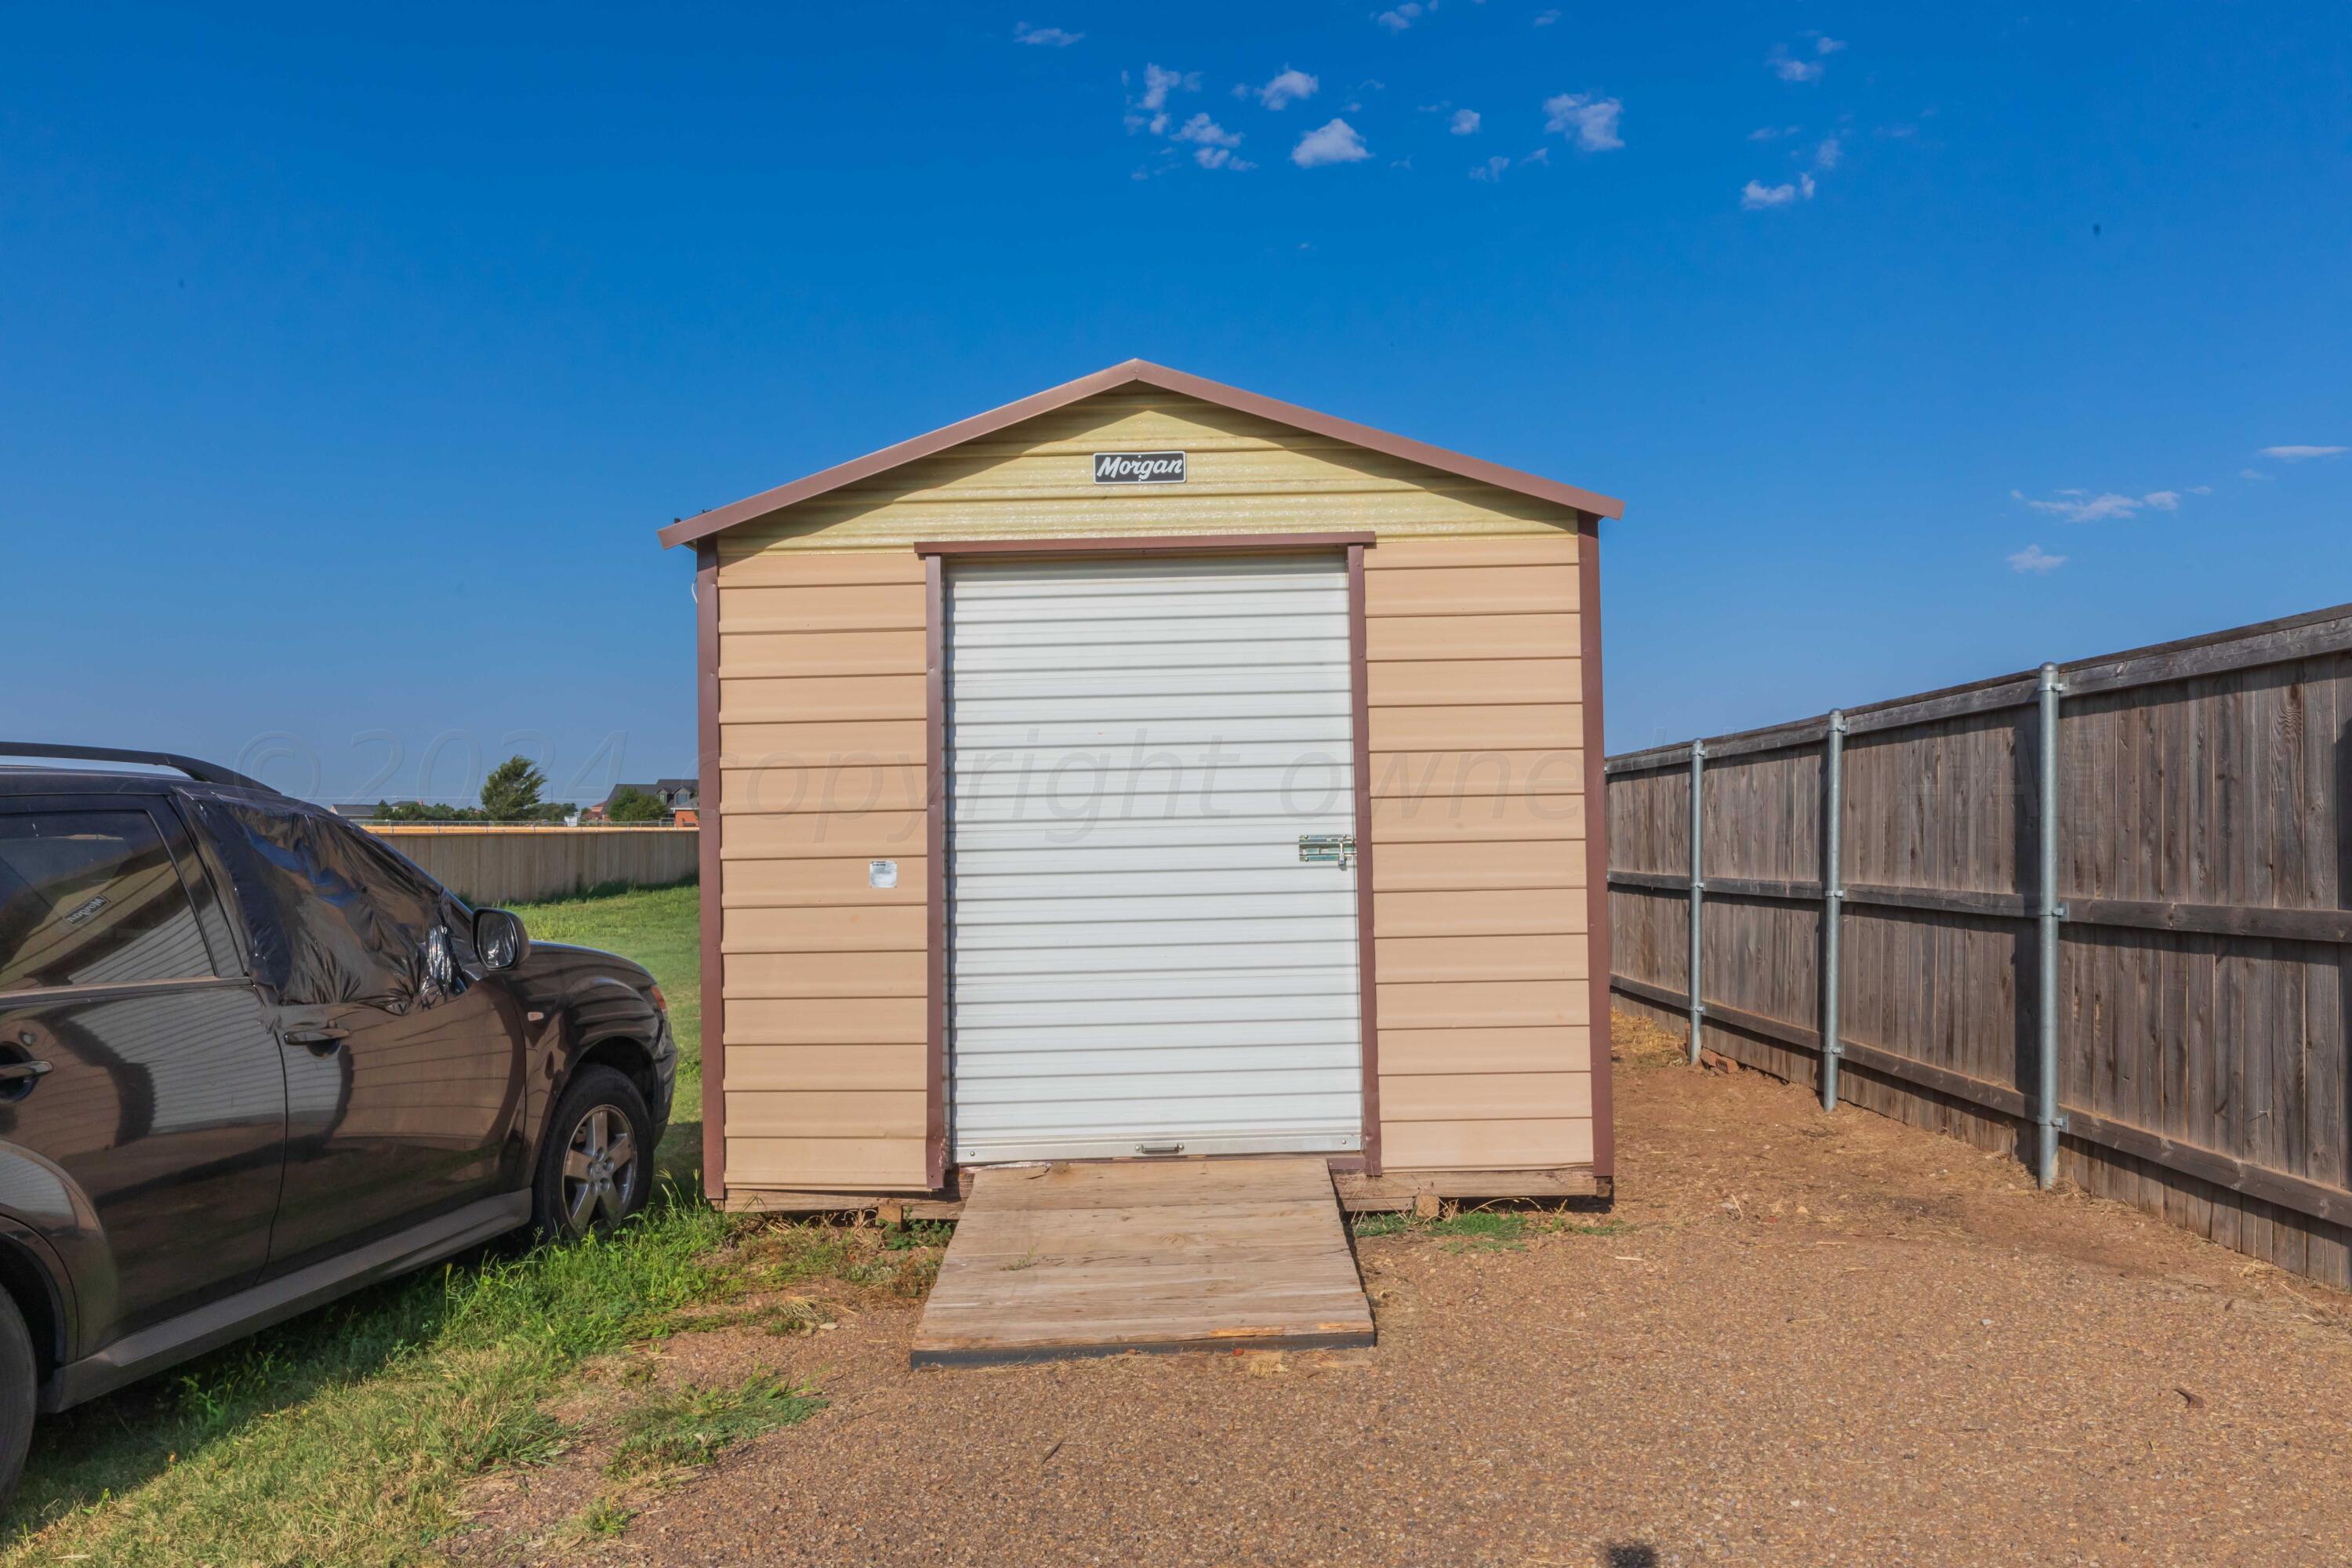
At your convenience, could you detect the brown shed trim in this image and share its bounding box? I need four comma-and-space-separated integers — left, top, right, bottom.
915, 532, 1374, 559
694, 540, 728, 1200
1347, 543, 1384, 1176
924, 551, 949, 1190
1577, 514, 1615, 1181
655, 359, 1624, 550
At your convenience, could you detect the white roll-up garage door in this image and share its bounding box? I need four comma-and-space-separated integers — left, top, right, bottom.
946, 552, 1363, 1164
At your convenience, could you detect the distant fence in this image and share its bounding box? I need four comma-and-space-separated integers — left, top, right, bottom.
365, 825, 699, 906
1606, 602, 2352, 1291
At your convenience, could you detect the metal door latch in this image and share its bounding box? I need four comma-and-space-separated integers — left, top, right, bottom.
1298, 833, 1356, 869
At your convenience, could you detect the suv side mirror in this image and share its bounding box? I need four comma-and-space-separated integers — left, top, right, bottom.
474, 908, 530, 971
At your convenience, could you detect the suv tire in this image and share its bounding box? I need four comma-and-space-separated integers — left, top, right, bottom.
532, 1066, 655, 1241
0, 1289, 34, 1512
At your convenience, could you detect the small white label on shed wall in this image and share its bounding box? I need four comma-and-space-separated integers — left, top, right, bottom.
868, 858, 898, 889
1091, 451, 1186, 485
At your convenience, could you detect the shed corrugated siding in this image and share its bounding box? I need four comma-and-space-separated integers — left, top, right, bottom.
713, 389, 1595, 1190
1364, 534, 1592, 1170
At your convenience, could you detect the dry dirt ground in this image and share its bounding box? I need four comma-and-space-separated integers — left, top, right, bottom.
450, 1014, 2352, 1567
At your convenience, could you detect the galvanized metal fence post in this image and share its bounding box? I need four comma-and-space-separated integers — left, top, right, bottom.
1686, 738, 1706, 1065
2034, 663, 2067, 1188
1820, 711, 1846, 1110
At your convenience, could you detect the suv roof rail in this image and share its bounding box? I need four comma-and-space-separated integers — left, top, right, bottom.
0, 742, 278, 794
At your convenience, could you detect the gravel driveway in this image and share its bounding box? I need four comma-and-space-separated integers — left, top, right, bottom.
456, 1014, 2352, 1566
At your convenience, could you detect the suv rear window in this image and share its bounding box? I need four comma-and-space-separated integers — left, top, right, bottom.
0, 811, 215, 992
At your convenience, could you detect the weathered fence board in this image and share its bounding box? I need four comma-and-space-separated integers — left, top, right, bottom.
365, 826, 699, 906
1607, 601, 2352, 1291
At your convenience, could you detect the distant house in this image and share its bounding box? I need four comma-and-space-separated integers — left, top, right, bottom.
583, 779, 698, 823
329, 804, 379, 822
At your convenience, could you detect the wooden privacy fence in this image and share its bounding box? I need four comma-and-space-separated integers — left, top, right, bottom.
1606, 602, 2352, 1290
364, 825, 699, 906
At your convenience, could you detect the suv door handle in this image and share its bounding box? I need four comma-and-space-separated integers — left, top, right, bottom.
284, 1027, 348, 1055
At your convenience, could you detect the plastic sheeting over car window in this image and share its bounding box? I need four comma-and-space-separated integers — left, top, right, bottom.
189, 798, 453, 1013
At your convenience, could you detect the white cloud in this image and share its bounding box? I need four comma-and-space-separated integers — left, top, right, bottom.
1816, 36, 1848, 55
1522, 146, 1550, 165
1255, 68, 1319, 109
2259, 444, 2347, 461
1534, 6, 1560, 21
1749, 124, 1800, 141
1543, 93, 1624, 151
1450, 108, 1481, 135
2241, 467, 2272, 481
1014, 22, 1082, 46
1375, 2, 1422, 31
1293, 118, 1371, 167
1814, 136, 1842, 170
1193, 147, 1256, 170
1769, 46, 1825, 82
1470, 154, 1511, 182
1173, 112, 1242, 149
2010, 487, 2187, 522
2009, 545, 2067, 575
1124, 63, 1199, 135
1740, 174, 1815, 209
1120, 63, 1195, 135
1139, 64, 1192, 110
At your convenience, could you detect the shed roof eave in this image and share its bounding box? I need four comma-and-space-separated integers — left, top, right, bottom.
654, 358, 1625, 550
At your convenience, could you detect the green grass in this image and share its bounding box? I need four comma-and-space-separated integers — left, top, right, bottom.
604, 1374, 826, 1478
516, 880, 704, 1153
1352, 1209, 1636, 1250
0, 880, 762, 1567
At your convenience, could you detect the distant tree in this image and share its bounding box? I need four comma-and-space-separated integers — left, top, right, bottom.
375, 800, 488, 822
480, 757, 549, 821
606, 785, 667, 823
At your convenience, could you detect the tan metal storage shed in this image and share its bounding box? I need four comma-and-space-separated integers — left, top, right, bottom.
658, 360, 1625, 1210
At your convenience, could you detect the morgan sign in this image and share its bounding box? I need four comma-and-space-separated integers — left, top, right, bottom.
1091, 451, 1186, 485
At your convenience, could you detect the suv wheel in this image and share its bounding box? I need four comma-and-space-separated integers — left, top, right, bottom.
0, 1290, 34, 1512
533, 1066, 654, 1241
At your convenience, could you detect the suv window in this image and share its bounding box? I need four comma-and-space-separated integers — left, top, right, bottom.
0, 811, 216, 992
204, 803, 450, 1011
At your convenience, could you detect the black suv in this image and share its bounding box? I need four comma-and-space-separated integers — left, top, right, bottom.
0, 746, 678, 1504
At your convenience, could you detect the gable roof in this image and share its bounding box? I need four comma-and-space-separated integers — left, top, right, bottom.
655, 358, 1624, 550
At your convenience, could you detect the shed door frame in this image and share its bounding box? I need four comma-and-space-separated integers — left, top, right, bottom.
916, 532, 1382, 1186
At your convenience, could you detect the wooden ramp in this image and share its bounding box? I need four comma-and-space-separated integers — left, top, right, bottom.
910, 1156, 1374, 1368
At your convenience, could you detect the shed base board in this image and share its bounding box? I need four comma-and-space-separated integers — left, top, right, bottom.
1334, 1166, 1606, 1210
721, 1190, 967, 1219
717, 1163, 1606, 1219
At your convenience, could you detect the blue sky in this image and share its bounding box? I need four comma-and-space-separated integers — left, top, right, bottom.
5, 4, 2347, 801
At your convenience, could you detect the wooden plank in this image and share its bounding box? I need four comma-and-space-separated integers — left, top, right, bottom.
1367, 612, 1581, 663
909, 1157, 1373, 1367
1333, 1165, 1600, 1208
2065, 898, 2352, 944
1377, 1070, 1594, 1121
724, 1043, 927, 1092
2063, 611, 2352, 701
1380, 1118, 1593, 1168
1367, 702, 1581, 753
1363, 562, 1577, 617
724, 1136, 931, 1190
722, 1189, 964, 1219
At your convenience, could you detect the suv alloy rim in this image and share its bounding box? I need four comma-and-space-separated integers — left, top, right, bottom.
561, 1105, 639, 1230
